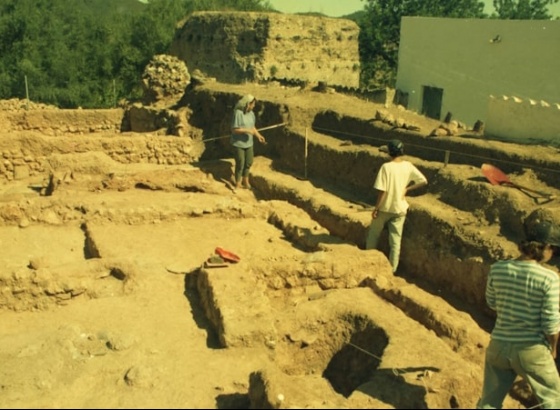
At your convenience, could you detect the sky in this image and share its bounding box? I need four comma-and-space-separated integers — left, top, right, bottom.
267, 0, 560, 18
267, 0, 364, 17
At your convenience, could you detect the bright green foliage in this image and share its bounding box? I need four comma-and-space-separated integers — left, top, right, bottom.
188, 0, 273, 12
491, 0, 558, 19
0, 0, 554, 107
0, 0, 273, 108
0, 0, 138, 107
357, 0, 486, 89
356, 0, 558, 89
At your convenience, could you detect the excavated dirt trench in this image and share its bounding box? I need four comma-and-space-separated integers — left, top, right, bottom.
182, 84, 560, 313
1, 82, 559, 408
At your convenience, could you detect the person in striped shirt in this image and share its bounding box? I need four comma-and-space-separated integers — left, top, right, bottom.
477, 220, 560, 409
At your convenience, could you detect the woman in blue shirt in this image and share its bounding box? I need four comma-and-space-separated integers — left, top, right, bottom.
230, 94, 266, 189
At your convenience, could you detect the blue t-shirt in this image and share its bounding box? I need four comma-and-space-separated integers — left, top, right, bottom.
231, 109, 256, 148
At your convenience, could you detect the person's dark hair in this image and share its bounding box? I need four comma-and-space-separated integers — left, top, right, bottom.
388, 139, 404, 157
524, 220, 560, 247
518, 240, 550, 262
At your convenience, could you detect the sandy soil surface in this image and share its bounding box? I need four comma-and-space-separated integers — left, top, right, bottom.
0, 80, 558, 409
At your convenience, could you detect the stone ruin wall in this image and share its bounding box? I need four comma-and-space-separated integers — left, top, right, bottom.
1, 11, 363, 181
2, 109, 123, 135
0, 106, 203, 182
0, 134, 199, 182
168, 12, 360, 88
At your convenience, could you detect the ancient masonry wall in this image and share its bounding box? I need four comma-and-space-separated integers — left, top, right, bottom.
0, 137, 198, 181
0, 109, 200, 181
169, 11, 360, 88
3, 109, 123, 135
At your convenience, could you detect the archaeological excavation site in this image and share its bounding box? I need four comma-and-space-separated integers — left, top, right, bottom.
1, 11, 559, 410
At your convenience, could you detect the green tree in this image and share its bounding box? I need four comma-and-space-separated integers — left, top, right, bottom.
491, 0, 559, 19
0, 0, 125, 107
0, 0, 274, 108
188, 0, 273, 12
110, 0, 188, 102
358, 0, 486, 89
113, 0, 274, 103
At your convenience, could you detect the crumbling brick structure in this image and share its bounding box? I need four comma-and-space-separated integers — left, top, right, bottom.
169, 11, 360, 88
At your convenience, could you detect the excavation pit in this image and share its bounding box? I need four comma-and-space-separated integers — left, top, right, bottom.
1, 79, 556, 407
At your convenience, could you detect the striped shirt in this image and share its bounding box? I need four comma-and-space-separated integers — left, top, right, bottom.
486, 260, 560, 343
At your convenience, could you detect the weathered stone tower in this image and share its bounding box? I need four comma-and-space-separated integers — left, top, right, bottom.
169, 11, 360, 88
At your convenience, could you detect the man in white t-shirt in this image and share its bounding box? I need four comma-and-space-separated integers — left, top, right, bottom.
365, 139, 427, 273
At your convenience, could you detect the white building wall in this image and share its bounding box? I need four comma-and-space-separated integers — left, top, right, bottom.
395, 17, 560, 135
486, 95, 560, 145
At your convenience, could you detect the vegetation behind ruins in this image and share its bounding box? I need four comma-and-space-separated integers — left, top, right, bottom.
0, 0, 556, 108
